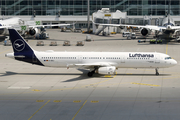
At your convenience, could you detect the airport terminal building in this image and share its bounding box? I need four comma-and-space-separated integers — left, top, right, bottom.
1, 0, 180, 16
1, 0, 180, 28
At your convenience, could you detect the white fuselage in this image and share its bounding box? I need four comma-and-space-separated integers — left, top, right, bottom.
33, 51, 176, 69
0, 17, 21, 35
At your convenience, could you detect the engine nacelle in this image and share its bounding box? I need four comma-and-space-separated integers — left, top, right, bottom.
0, 28, 5, 35
97, 66, 116, 75
29, 28, 38, 36
141, 28, 151, 36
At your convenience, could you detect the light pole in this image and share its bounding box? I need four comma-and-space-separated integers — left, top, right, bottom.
87, 0, 90, 32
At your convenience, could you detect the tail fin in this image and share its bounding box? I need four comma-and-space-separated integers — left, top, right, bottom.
8, 29, 33, 53
168, 1, 170, 25
8, 29, 43, 66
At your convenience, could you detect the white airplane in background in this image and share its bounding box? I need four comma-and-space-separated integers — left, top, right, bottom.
94, 1, 180, 38
0, 17, 22, 35
0, 17, 70, 37
5, 29, 177, 77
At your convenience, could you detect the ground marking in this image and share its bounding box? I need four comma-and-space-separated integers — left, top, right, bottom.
0, 49, 11, 55
50, 73, 117, 92
166, 43, 168, 54
131, 82, 160, 87
72, 100, 87, 120
104, 75, 111, 77
32, 89, 41, 92
36, 100, 44, 102
53, 100, 62, 102
91, 101, 99, 103
28, 100, 50, 120
73, 100, 81, 103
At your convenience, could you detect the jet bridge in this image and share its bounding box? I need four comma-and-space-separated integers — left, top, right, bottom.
92, 8, 127, 35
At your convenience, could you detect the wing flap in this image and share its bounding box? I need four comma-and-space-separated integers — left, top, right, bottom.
75, 62, 116, 69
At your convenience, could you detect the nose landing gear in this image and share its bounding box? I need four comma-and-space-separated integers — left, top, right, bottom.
155, 68, 159, 75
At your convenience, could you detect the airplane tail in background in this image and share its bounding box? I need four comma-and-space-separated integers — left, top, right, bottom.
168, 1, 170, 25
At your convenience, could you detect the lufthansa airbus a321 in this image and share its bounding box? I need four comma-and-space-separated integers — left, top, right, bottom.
6, 29, 177, 77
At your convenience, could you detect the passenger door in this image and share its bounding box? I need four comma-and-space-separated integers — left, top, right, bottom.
121, 56, 125, 63
155, 54, 160, 63
78, 56, 82, 63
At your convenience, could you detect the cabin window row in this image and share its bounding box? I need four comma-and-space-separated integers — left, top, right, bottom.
83, 57, 121, 59
42, 57, 121, 60
42, 57, 76, 59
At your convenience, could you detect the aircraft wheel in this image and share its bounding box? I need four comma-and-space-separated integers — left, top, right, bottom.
88, 72, 93, 77
155, 68, 159, 76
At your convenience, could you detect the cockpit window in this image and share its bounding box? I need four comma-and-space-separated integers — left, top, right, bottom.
165, 57, 172, 60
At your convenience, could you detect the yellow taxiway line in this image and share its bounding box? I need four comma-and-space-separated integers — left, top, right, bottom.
0, 49, 11, 55
72, 100, 87, 120
166, 43, 168, 54
28, 100, 50, 120
131, 82, 160, 87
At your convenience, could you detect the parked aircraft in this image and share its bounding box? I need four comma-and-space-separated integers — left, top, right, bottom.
93, 1, 180, 38
5, 29, 177, 77
0, 17, 70, 37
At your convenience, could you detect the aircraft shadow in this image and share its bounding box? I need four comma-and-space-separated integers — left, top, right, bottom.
0, 36, 6, 42
45, 39, 67, 42
138, 42, 180, 45
116, 74, 171, 76
0, 71, 171, 82
0, 71, 106, 82
93, 38, 127, 41
1, 71, 83, 77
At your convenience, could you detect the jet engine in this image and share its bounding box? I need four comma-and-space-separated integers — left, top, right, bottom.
0, 24, 5, 35
141, 28, 151, 36
29, 28, 38, 36
97, 66, 116, 75
0, 28, 5, 35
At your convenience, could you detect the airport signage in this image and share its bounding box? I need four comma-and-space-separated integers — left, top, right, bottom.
21, 26, 27, 31
36, 21, 41, 25
13, 25, 27, 31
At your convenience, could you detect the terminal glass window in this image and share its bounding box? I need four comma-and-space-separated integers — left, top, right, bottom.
0, 0, 180, 16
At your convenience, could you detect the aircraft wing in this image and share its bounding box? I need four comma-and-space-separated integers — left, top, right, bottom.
171, 26, 180, 30
75, 62, 116, 69
136, 25, 167, 31
94, 22, 167, 31
93, 23, 121, 27
29, 24, 71, 28
0, 26, 12, 29
0, 24, 70, 29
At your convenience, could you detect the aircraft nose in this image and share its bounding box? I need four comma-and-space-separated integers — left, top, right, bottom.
171, 59, 177, 66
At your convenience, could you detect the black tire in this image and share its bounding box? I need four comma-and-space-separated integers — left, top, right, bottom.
88, 72, 93, 77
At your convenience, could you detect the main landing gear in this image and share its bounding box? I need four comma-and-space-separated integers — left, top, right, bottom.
88, 70, 95, 77
155, 68, 159, 76
88, 67, 98, 77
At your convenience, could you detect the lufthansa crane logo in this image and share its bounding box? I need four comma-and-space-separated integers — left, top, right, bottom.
13, 39, 25, 52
